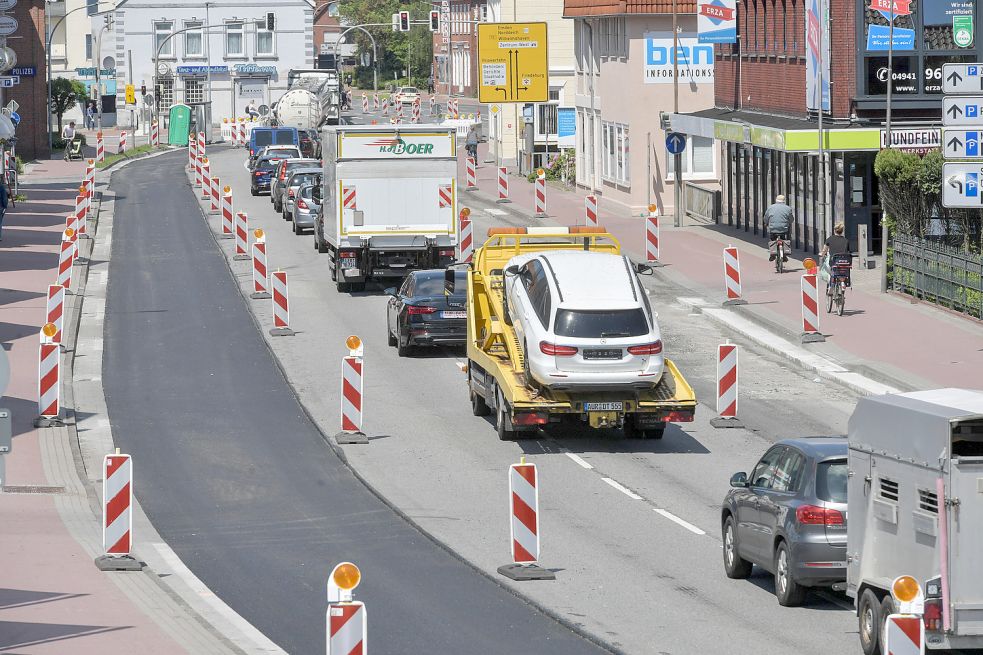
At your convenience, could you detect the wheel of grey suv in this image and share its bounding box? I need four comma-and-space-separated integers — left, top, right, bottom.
858, 589, 884, 655
775, 541, 807, 606
722, 516, 752, 579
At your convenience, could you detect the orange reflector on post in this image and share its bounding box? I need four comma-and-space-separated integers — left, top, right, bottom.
223, 185, 231, 194
892, 575, 921, 603
64, 228, 75, 239
460, 207, 471, 218
346, 335, 362, 351
42, 322, 58, 338
332, 562, 361, 591
253, 228, 265, 240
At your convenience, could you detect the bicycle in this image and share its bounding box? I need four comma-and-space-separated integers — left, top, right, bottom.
771, 233, 788, 273
826, 253, 852, 316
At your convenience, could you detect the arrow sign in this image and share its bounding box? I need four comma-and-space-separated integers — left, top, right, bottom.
942, 163, 983, 207
942, 96, 983, 126
666, 132, 687, 155
942, 63, 983, 94
943, 129, 983, 159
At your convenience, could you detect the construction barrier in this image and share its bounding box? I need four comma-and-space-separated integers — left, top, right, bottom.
45, 285, 65, 344
722, 246, 746, 305
534, 169, 547, 218
96, 131, 105, 162
194, 151, 203, 188
327, 602, 366, 655
270, 271, 294, 336
234, 212, 249, 260
362, 94, 368, 113
38, 341, 60, 418
373, 94, 379, 111
118, 131, 127, 154
102, 453, 132, 555
209, 176, 220, 214
57, 234, 74, 290
341, 356, 363, 433
466, 157, 477, 190
412, 101, 421, 123
884, 615, 924, 655
459, 208, 473, 263
75, 193, 88, 237
646, 207, 660, 263
450, 99, 459, 119
801, 274, 823, 340
65, 215, 79, 252
151, 121, 159, 147
585, 195, 598, 227
189, 132, 197, 169
221, 187, 235, 237
198, 131, 205, 156
509, 462, 540, 563
381, 97, 388, 114
238, 121, 247, 147
201, 160, 212, 200
251, 241, 271, 299
716, 344, 738, 418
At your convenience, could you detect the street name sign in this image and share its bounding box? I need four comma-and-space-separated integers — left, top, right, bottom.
477, 22, 548, 104
942, 162, 983, 208
942, 63, 983, 94
943, 129, 983, 159
942, 96, 983, 126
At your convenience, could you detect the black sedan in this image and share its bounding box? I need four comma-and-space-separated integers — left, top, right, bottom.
250, 158, 278, 196
386, 270, 467, 356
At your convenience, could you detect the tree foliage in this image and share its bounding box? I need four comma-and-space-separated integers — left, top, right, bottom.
338, 0, 435, 87
50, 77, 88, 133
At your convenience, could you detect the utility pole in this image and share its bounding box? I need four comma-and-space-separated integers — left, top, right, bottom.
672, 0, 682, 227
881, 3, 896, 293
817, 0, 826, 248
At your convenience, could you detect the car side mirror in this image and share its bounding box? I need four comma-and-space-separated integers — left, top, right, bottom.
504, 264, 520, 276
444, 268, 456, 296
635, 262, 654, 276
730, 472, 749, 488
384, 287, 397, 297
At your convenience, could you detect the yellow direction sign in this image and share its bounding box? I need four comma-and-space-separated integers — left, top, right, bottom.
125, 84, 136, 105
477, 22, 548, 104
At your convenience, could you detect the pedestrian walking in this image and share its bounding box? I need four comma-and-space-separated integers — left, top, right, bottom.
86, 102, 96, 130
0, 178, 9, 241
427, 75, 435, 95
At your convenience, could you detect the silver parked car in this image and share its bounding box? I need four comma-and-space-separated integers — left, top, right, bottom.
292, 183, 320, 235
281, 169, 321, 223
271, 158, 318, 212
721, 437, 848, 606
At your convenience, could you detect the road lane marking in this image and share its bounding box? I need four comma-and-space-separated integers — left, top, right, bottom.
601, 477, 642, 500
654, 508, 706, 535
564, 452, 594, 470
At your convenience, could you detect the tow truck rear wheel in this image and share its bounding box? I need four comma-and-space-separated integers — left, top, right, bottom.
496, 387, 516, 441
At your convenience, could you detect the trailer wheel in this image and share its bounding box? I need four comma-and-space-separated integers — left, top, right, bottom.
496, 388, 517, 441
858, 589, 884, 655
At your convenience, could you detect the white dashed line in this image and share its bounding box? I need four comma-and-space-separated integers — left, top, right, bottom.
601, 477, 643, 500
654, 508, 706, 535
564, 452, 594, 470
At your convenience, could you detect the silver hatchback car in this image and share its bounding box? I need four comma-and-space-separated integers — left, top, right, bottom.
721, 437, 848, 606
291, 183, 320, 235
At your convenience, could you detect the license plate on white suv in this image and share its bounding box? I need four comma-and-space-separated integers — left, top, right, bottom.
585, 402, 623, 411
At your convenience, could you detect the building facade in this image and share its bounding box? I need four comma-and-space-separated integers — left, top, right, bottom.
564, 0, 716, 216
97, 0, 315, 127
47, 0, 100, 126
6, 0, 49, 159
670, 0, 968, 255
433, 0, 480, 97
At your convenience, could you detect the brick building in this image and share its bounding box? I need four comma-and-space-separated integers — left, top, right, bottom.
313, 0, 343, 69
432, 0, 481, 97
670, 0, 961, 255
5, 0, 49, 160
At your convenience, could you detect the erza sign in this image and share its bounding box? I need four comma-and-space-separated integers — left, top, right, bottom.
644, 32, 715, 85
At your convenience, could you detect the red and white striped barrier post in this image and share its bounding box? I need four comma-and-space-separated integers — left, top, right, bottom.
229, 121, 238, 147
395, 104, 403, 124
412, 101, 420, 123
336, 336, 368, 444
534, 168, 547, 218
499, 459, 554, 580
86, 159, 96, 186
194, 150, 203, 188
151, 121, 159, 147
326, 562, 366, 655
45, 285, 65, 344
189, 132, 197, 169
466, 156, 477, 190
884, 613, 924, 655
34, 331, 62, 427
711, 343, 744, 428
381, 96, 389, 115
65, 215, 84, 266
96, 131, 105, 162
118, 130, 127, 154
201, 159, 212, 200
209, 175, 221, 214
451, 99, 460, 119
221, 186, 235, 238
57, 231, 75, 291
458, 207, 473, 263
250, 231, 271, 299
646, 204, 664, 266
373, 94, 379, 111
269, 271, 295, 337
239, 121, 247, 147
722, 246, 747, 306
75, 191, 88, 237
233, 212, 250, 260
198, 130, 205, 155
95, 452, 141, 571
496, 166, 510, 203
801, 273, 825, 343
362, 93, 368, 113
585, 194, 598, 227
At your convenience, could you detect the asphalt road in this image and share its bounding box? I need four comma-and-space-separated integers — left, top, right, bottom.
191, 132, 866, 655
102, 150, 609, 654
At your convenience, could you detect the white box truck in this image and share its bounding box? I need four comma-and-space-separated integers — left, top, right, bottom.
318, 125, 459, 292
847, 388, 983, 654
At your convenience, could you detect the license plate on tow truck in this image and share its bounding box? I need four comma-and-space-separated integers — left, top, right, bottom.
585, 402, 623, 411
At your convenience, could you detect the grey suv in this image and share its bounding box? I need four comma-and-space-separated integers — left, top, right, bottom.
721, 437, 848, 606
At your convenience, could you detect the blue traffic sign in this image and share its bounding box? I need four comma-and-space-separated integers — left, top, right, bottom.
9, 111, 19, 125
666, 132, 686, 155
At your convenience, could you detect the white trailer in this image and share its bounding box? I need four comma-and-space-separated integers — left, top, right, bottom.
847, 388, 983, 654
319, 125, 459, 292
272, 89, 321, 130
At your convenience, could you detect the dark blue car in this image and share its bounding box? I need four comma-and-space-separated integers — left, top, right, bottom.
250, 157, 279, 195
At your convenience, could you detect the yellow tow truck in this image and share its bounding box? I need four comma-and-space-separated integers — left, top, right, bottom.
452, 226, 697, 440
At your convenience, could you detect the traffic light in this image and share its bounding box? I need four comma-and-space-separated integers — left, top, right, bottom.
398, 10, 410, 32
429, 10, 440, 32
266, 12, 275, 31
140, 84, 146, 96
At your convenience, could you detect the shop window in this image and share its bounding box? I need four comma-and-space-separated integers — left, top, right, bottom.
601, 121, 630, 186
155, 21, 174, 58
923, 1, 974, 50
865, 55, 918, 95
184, 78, 204, 105
667, 136, 715, 179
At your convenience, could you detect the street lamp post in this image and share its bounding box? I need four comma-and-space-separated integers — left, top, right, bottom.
332, 25, 381, 92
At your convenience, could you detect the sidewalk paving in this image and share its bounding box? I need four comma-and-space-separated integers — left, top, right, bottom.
0, 156, 189, 653
459, 141, 983, 391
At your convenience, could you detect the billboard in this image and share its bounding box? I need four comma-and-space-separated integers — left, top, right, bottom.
643, 32, 715, 85
806, 0, 830, 111
698, 0, 738, 44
